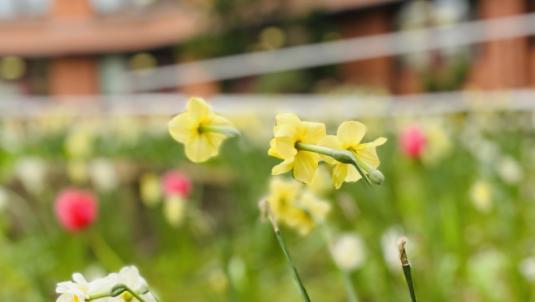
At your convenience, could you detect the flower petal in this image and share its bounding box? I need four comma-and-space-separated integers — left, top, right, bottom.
301, 121, 326, 144
185, 133, 225, 163
168, 113, 195, 143
268, 137, 297, 159
272, 158, 294, 175
337, 121, 367, 147
355, 145, 381, 168
274, 113, 301, 138
332, 164, 348, 189
187, 97, 212, 122
293, 151, 319, 184
345, 164, 363, 182
211, 114, 233, 126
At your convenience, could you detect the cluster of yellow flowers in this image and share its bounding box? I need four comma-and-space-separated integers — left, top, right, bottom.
266, 177, 331, 235
268, 113, 387, 189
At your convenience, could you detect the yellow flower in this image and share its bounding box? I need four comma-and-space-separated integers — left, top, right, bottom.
168, 97, 235, 163
267, 177, 302, 223
268, 113, 326, 184
289, 191, 331, 235
140, 172, 161, 207
319, 121, 387, 189
266, 177, 330, 235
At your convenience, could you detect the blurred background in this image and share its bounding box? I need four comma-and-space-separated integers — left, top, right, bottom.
0, 0, 535, 301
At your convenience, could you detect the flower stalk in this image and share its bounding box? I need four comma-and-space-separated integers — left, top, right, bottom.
398, 238, 417, 302
295, 142, 384, 185
199, 125, 240, 138
260, 200, 312, 302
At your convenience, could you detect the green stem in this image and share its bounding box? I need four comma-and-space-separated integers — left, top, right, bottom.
268, 216, 311, 302
296, 143, 384, 185
90, 231, 124, 270
199, 125, 240, 138
320, 225, 358, 302
402, 264, 417, 302
342, 271, 359, 302
87, 292, 111, 301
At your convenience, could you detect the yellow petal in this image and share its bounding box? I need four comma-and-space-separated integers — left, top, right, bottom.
187, 97, 212, 122
345, 164, 362, 182
318, 135, 341, 164
274, 113, 301, 138
332, 164, 348, 189
168, 113, 195, 143
337, 121, 367, 148
293, 151, 319, 184
355, 145, 380, 168
268, 137, 297, 159
184, 133, 225, 163
211, 114, 233, 126
301, 121, 326, 144
272, 158, 294, 175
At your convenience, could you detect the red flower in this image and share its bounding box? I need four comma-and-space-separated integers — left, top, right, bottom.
162, 171, 192, 198
55, 189, 98, 232
400, 126, 427, 159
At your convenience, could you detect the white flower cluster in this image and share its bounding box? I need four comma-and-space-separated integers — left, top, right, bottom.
56, 266, 157, 302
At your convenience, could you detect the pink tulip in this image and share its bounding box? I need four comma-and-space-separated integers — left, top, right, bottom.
400, 126, 427, 159
55, 188, 98, 232
162, 171, 192, 198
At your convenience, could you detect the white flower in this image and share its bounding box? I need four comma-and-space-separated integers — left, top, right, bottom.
89, 158, 119, 192
330, 233, 365, 271
519, 257, 535, 282
497, 156, 522, 184
381, 227, 405, 270
56, 273, 108, 302
15, 157, 47, 193
108, 266, 157, 302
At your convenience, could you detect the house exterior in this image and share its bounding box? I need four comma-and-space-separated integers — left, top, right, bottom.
0, 0, 532, 97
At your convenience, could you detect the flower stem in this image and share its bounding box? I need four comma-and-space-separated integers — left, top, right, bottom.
262, 200, 311, 302
200, 125, 240, 137
398, 238, 417, 302
110, 284, 147, 302
295, 142, 384, 185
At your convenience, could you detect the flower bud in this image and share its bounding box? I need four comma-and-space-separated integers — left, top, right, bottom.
368, 169, 385, 185
55, 188, 98, 232
162, 171, 192, 198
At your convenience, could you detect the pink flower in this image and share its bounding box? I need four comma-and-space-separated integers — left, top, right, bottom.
162, 171, 192, 198
55, 189, 98, 232
400, 126, 427, 159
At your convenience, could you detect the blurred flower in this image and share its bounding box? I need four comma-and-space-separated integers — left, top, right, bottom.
421, 121, 452, 165
497, 156, 522, 185
65, 125, 96, 159
266, 177, 330, 235
330, 233, 366, 271
162, 170, 192, 199
268, 113, 326, 184
15, 156, 47, 193
67, 160, 89, 184
381, 227, 406, 270
400, 126, 427, 159
467, 249, 507, 300
168, 97, 237, 163
164, 195, 186, 227
140, 172, 162, 207
207, 267, 228, 293
319, 121, 386, 188
519, 257, 535, 282
89, 158, 119, 192
55, 188, 98, 232
469, 180, 492, 213
228, 256, 247, 290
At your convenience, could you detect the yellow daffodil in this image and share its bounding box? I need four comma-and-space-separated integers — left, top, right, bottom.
289, 191, 331, 235
319, 121, 387, 189
266, 177, 330, 235
168, 97, 237, 163
268, 113, 326, 184
267, 177, 303, 223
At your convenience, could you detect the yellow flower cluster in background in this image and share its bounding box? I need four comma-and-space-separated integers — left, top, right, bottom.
168, 97, 237, 163
268, 113, 387, 189
267, 177, 330, 235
